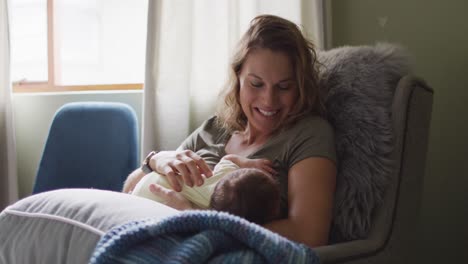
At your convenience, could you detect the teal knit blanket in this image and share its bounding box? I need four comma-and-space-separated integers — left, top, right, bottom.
90, 210, 319, 264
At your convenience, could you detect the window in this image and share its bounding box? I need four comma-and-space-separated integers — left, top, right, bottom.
10, 0, 148, 93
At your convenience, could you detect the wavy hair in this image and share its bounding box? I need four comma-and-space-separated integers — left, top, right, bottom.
216, 15, 325, 132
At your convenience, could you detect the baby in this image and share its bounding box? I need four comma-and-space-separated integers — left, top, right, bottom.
132, 155, 280, 224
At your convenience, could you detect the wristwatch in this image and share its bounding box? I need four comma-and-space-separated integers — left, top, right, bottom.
141, 150, 157, 174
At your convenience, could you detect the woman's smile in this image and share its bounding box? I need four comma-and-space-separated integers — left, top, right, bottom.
256, 107, 279, 117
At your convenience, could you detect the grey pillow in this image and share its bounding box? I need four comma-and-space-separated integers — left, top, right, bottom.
0, 189, 178, 264
318, 43, 411, 242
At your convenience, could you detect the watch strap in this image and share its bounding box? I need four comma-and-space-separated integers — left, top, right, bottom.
141, 150, 157, 174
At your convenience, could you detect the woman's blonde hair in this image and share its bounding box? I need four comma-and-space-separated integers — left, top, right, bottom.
216, 15, 325, 132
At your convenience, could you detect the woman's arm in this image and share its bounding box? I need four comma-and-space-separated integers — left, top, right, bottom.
122, 150, 213, 193
263, 157, 336, 248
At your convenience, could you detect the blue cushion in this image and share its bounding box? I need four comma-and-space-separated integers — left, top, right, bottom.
33, 102, 139, 193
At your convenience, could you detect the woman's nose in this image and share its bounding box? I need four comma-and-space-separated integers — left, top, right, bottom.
262, 87, 277, 105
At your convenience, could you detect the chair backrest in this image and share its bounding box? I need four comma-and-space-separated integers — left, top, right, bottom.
316, 75, 433, 263
312, 43, 433, 263
32, 102, 139, 194
369, 75, 432, 261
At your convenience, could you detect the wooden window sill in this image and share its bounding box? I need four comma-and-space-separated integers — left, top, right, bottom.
13, 83, 144, 93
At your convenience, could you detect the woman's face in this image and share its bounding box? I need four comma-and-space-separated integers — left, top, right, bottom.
238, 48, 298, 135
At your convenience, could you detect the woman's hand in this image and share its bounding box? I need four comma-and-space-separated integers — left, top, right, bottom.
149, 183, 194, 210
150, 150, 213, 192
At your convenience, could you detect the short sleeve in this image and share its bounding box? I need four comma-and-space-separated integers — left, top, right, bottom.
286, 116, 336, 167
177, 126, 201, 151
177, 116, 217, 151
176, 116, 227, 166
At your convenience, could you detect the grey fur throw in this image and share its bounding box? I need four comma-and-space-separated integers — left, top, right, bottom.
317, 43, 411, 242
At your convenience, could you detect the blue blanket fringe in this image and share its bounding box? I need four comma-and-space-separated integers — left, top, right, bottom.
90, 210, 319, 264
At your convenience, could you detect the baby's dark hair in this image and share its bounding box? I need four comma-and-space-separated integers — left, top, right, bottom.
210, 168, 280, 225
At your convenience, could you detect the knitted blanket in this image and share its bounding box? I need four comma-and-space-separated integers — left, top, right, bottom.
90, 210, 319, 264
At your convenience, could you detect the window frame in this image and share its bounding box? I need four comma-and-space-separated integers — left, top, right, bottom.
12, 0, 144, 93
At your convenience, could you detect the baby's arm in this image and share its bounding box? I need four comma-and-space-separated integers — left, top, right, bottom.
222, 154, 276, 176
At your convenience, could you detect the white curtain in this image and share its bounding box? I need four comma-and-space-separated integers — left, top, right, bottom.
0, 0, 18, 210
142, 0, 330, 155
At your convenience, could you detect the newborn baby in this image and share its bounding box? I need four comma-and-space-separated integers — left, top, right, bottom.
132, 155, 280, 224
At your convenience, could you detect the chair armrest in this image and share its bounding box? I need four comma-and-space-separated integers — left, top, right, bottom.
315, 238, 384, 263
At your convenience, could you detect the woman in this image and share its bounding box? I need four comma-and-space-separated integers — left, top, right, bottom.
123, 15, 337, 248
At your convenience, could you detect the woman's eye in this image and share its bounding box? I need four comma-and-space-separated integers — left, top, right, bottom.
278, 83, 290, 90
250, 82, 263, 88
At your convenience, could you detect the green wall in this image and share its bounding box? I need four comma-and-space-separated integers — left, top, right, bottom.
332, 0, 468, 262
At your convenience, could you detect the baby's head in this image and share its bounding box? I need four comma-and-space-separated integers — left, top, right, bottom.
210, 168, 280, 225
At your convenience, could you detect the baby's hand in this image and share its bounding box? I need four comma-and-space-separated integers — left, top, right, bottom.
242, 158, 276, 177
149, 183, 194, 210
223, 154, 276, 177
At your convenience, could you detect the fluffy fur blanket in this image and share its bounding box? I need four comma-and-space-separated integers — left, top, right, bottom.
90, 211, 319, 264
318, 43, 411, 242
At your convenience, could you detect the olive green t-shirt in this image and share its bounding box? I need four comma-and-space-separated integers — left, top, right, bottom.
178, 115, 336, 217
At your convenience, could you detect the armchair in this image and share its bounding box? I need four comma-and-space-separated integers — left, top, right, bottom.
0, 44, 433, 263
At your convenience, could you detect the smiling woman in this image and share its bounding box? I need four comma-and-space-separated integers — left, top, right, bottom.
122, 15, 337, 248
237, 49, 298, 138
9, 0, 148, 93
